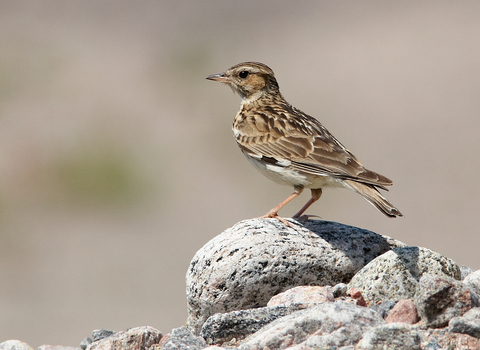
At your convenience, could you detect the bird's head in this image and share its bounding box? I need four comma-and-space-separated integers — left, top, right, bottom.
206, 62, 280, 101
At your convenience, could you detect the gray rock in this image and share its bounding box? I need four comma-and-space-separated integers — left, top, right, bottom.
357, 323, 422, 350
80, 338, 92, 350
91, 329, 115, 342
186, 218, 405, 333
200, 305, 304, 345
460, 265, 474, 281
420, 327, 480, 349
86, 326, 162, 350
464, 269, 480, 296
0, 340, 34, 350
415, 274, 474, 328
267, 285, 334, 307
422, 343, 443, 350
331, 283, 348, 298
239, 302, 385, 350
449, 307, 480, 339
160, 327, 207, 350
348, 246, 461, 303
369, 300, 398, 319
38, 347, 80, 350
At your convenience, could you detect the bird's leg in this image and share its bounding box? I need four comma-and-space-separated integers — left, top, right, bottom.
292, 188, 322, 219
259, 185, 304, 225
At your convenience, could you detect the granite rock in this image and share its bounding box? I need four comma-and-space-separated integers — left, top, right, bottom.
461, 265, 474, 281
91, 330, 115, 342
239, 302, 385, 350
348, 246, 461, 304
331, 283, 348, 298
357, 323, 422, 350
267, 285, 334, 307
464, 269, 480, 296
369, 300, 397, 319
385, 299, 419, 324
200, 305, 304, 345
415, 274, 474, 328
186, 219, 404, 333
421, 327, 480, 349
0, 341, 34, 350
348, 288, 367, 306
448, 307, 480, 339
86, 326, 162, 350
157, 327, 206, 350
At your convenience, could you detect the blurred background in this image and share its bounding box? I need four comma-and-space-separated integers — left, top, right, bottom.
1, 0, 479, 346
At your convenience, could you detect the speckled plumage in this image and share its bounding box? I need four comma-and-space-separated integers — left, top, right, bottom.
206, 61, 402, 221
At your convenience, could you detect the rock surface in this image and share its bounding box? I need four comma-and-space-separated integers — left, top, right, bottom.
448, 307, 480, 339
464, 269, 480, 296
348, 246, 461, 303
186, 218, 405, 333
86, 326, 162, 350
422, 327, 480, 349
267, 285, 334, 307
369, 300, 397, 319
200, 305, 304, 345
415, 274, 474, 328
357, 323, 422, 350
384, 299, 419, 324
239, 302, 384, 350
0, 341, 34, 350
157, 327, 207, 350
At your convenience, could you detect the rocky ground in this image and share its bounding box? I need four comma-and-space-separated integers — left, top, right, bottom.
2, 219, 480, 350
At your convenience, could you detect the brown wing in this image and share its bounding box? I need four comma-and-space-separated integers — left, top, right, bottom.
234, 102, 393, 188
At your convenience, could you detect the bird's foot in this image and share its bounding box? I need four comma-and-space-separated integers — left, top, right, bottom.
257, 213, 293, 227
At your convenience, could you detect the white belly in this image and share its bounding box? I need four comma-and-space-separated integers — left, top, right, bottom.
244, 153, 343, 189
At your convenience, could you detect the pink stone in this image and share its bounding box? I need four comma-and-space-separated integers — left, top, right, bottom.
267, 285, 334, 307
385, 299, 419, 324
348, 288, 366, 307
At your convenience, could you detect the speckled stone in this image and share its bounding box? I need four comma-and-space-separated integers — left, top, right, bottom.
460, 265, 474, 281
357, 323, 422, 350
186, 218, 405, 334
157, 327, 206, 350
348, 246, 461, 304
421, 327, 480, 349
385, 299, 419, 324
415, 274, 473, 328
86, 326, 162, 350
267, 285, 334, 307
0, 341, 34, 350
200, 305, 304, 345
448, 307, 480, 339
239, 302, 385, 350
464, 269, 480, 296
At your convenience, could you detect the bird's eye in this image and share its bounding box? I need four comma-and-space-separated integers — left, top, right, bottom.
239, 71, 249, 79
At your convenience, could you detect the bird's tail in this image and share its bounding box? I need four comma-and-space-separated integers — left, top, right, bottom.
343, 179, 403, 218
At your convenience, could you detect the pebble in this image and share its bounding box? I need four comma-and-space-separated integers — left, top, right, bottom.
384, 299, 419, 324
348, 246, 461, 304
267, 285, 334, 307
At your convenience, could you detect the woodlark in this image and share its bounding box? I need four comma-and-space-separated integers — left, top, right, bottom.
206, 62, 402, 222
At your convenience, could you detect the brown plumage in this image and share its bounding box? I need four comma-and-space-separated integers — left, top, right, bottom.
206, 61, 402, 222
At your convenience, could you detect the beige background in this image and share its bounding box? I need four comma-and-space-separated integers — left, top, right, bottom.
1, 1, 479, 346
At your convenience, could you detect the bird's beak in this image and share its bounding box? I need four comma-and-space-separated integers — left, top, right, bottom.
205, 72, 231, 83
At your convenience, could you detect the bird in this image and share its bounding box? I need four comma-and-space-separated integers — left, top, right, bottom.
206, 61, 402, 223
